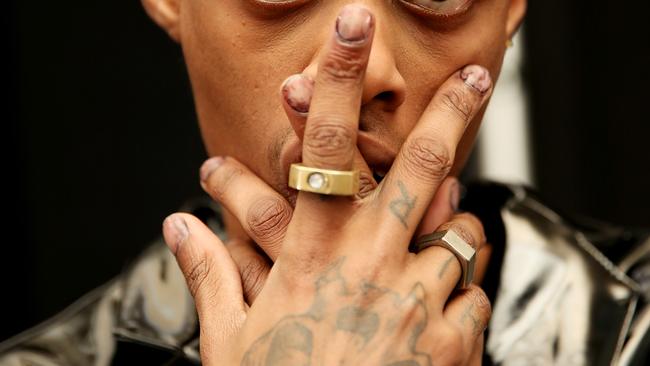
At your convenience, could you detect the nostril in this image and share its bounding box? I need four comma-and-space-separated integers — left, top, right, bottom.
373, 171, 385, 184
376, 91, 395, 102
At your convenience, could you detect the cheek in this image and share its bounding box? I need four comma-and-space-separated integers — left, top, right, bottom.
445, 9, 509, 171
392, 12, 507, 171
179, 2, 334, 192
457, 3, 509, 78
180, 3, 312, 167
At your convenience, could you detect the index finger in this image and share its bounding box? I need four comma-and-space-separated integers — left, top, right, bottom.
301, 4, 375, 172
290, 5, 376, 245
377, 65, 493, 237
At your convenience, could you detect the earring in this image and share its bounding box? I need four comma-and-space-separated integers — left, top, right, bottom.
506, 39, 514, 48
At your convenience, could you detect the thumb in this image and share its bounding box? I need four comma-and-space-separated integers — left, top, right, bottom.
414, 176, 460, 239
163, 213, 247, 360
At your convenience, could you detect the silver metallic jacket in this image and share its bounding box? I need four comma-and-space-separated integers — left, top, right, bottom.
0, 183, 648, 365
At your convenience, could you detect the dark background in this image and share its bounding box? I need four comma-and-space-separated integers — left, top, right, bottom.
3, 1, 649, 341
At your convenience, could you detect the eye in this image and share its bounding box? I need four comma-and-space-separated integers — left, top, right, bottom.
399, 0, 473, 17
247, 0, 311, 11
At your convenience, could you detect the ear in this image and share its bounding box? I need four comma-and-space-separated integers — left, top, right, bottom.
505, 0, 527, 39
141, 0, 181, 42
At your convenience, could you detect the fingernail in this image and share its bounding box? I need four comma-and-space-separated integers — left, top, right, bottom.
281, 74, 314, 115
336, 5, 373, 43
163, 214, 189, 255
450, 180, 460, 213
200, 156, 224, 183
460, 65, 492, 94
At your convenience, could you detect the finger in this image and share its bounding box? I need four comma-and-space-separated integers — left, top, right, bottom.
162, 213, 246, 360
467, 333, 485, 365
443, 285, 491, 364
378, 65, 493, 236
281, 73, 377, 198
296, 4, 375, 214
414, 176, 460, 239
200, 156, 292, 261
408, 212, 486, 306
281, 74, 313, 137
227, 238, 271, 305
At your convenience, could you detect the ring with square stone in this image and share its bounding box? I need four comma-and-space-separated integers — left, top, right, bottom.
288, 163, 360, 196
413, 229, 476, 289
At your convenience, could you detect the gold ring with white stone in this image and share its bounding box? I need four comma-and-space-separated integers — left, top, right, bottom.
414, 229, 476, 289
288, 163, 360, 196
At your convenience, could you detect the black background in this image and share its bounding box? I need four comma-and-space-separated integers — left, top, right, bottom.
3, 1, 649, 341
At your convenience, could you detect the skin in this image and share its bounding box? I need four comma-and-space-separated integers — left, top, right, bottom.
143, 0, 526, 364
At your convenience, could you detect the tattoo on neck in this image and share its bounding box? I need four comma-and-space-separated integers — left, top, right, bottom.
389, 181, 417, 229
241, 258, 432, 366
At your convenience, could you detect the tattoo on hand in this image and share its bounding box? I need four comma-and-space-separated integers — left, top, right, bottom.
438, 255, 455, 279
241, 258, 432, 366
389, 181, 417, 229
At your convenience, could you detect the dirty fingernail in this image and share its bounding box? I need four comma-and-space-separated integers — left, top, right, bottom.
200, 156, 225, 183
336, 5, 373, 43
460, 65, 492, 94
163, 214, 189, 255
282, 74, 314, 115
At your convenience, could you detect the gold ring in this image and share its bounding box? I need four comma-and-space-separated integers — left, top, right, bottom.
414, 229, 476, 289
288, 163, 360, 196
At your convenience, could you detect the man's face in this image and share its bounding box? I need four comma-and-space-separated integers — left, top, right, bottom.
165, 0, 524, 203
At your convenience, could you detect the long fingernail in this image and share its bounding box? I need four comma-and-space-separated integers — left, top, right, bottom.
460, 65, 492, 94
200, 156, 224, 183
336, 5, 373, 44
282, 74, 314, 115
163, 214, 189, 255
450, 180, 460, 212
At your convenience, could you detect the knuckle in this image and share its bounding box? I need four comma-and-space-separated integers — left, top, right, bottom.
209, 162, 244, 201
320, 47, 367, 83
467, 285, 492, 321
400, 136, 453, 184
458, 212, 487, 246
185, 257, 212, 298
246, 197, 291, 245
356, 170, 377, 199
239, 257, 268, 300
439, 86, 475, 124
304, 120, 355, 165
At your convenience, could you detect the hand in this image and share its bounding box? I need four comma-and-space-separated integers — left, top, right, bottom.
163, 4, 493, 365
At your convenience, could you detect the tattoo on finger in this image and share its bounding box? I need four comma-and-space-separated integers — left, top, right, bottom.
389, 181, 417, 229
438, 255, 455, 279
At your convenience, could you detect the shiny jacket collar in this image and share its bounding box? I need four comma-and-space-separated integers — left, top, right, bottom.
0, 183, 647, 365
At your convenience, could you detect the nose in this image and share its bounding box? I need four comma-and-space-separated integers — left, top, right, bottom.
360, 21, 406, 111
